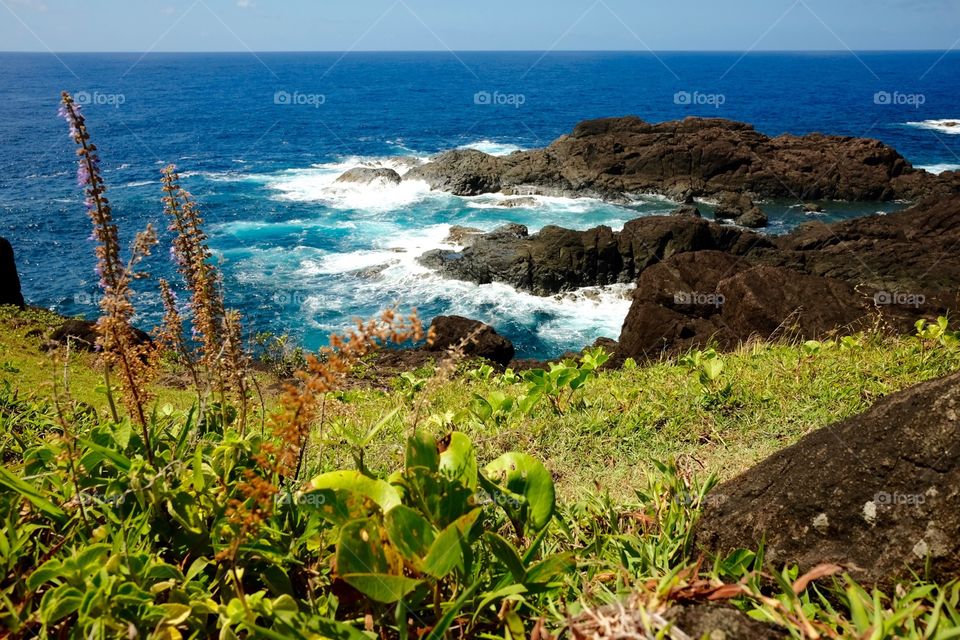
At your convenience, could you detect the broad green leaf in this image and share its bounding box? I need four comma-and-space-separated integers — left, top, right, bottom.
524, 552, 576, 584
422, 509, 479, 579
405, 431, 439, 471
384, 505, 435, 564
341, 574, 422, 604
438, 432, 478, 490
39, 584, 83, 625
311, 471, 401, 512
483, 452, 556, 533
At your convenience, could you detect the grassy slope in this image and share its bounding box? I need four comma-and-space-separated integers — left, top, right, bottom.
318, 333, 960, 500
5, 307, 954, 501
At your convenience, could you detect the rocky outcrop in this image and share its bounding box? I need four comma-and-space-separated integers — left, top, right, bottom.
335, 167, 402, 185
0, 237, 25, 309
425, 315, 515, 366
403, 116, 951, 202
419, 216, 773, 296
695, 371, 960, 587
616, 195, 960, 359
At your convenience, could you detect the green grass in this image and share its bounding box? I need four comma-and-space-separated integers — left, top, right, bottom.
2, 307, 959, 638
311, 332, 960, 501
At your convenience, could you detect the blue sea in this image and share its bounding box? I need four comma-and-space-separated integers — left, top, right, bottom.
2, 51, 959, 358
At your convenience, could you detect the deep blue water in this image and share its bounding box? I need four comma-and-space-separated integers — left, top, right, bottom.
2, 51, 959, 358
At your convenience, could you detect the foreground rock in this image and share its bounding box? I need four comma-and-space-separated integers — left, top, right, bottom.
571, 601, 786, 639
404, 116, 948, 201
0, 237, 25, 309
335, 167, 402, 185
695, 371, 960, 587
425, 315, 515, 366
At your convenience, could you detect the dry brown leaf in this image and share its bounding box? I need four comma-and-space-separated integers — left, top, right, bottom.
792, 563, 843, 594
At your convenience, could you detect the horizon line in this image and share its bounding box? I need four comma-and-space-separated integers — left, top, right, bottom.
1, 48, 958, 54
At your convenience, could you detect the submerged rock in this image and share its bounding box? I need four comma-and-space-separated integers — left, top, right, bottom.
695, 370, 960, 587
335, 167, 402, 185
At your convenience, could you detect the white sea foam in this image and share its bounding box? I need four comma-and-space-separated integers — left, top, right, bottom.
906, 119, 960, 135
918, 163, 960, 175
457, 140, 525, 156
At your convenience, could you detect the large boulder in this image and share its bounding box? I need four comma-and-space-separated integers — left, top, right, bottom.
615, 195, 960, 360
47, 319, 151, 351
616, 252, 874, 358
425, 315, 515, 366
0, 237, 25, 309
404, 149, 504, 196
695, 371, 960, 587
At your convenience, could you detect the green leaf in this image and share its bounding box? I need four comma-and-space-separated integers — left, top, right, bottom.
341, 574, 422, 604
311, 471, 401, 512
336, 518, 421, 603
39, 584, 83, 625
438, 432, 478, 490
384, 505, 435, 564
422, 509, 479, 579
524, 552, 575, 584
483, 452, 556, 533
0, 466, 66, 523
405, 431, 439, 472
482, 532, 525, 583
27, 558, 63, 590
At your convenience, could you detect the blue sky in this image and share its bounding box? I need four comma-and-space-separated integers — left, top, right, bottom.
2, 0, 959, 51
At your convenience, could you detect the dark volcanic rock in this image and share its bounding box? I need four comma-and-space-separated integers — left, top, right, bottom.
670, 204, 702, 217
695, 371, 960, 587
406, 116, 946, 202
404, 149, 504, 196
713, 191, 768, 228
615, 195, 960, 360
48, 319, 151, 351
420, 216, 772, 295
335, 167, 402, 185
0, 237, 25, 309
617, 251, 873, 358
444, 225, 484, 246
426, 315, 515, 366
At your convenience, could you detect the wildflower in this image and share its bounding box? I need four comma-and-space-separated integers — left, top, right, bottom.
59, 91, 160, 463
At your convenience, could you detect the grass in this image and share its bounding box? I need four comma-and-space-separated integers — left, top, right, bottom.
2, 306, 959, 638
308, 331, 960, 501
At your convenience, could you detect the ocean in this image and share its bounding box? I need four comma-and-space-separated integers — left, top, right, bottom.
2, 51, 958, 358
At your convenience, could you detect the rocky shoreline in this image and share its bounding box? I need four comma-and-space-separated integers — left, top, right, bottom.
328, 115, 960, 364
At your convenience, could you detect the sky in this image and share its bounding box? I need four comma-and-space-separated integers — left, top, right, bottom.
1, 0, 959, 52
